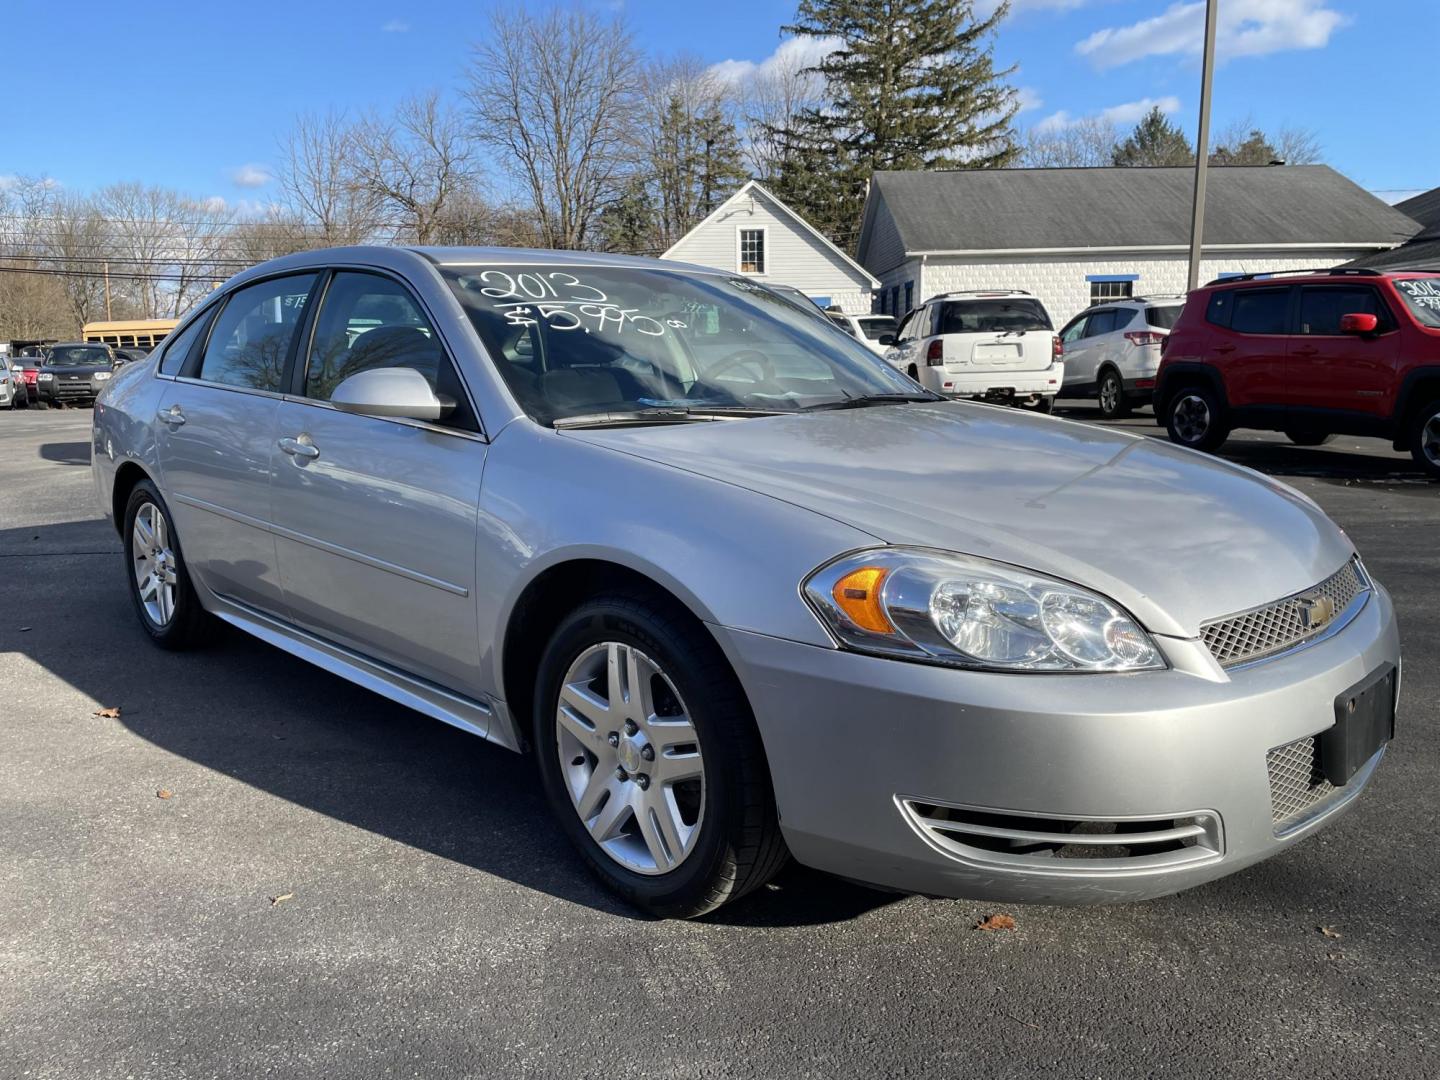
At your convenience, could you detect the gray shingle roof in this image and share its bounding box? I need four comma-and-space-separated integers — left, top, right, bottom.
1395, 185, 1440, 240
860, 165, 1421, 268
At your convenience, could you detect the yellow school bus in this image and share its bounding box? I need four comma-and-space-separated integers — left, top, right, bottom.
82, 318, 177, 352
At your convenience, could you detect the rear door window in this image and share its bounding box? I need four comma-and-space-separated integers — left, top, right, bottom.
1297, 286, 1390, 335
1085, 310, 1117, 337
938, 298, 1052, 335
197, 274, 318, 391
1228, 288, 1291, 335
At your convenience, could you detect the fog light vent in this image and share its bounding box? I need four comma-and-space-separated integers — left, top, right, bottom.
899, 799, 1223, 874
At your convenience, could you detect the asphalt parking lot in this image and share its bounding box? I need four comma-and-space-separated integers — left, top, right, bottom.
2, 404, 1436, 1080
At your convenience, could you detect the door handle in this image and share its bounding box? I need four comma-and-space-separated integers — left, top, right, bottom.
157, 406, 186, 427
278, 436, 320, 460
1213, 344, 1236, 354
1293, 346, 1318, 356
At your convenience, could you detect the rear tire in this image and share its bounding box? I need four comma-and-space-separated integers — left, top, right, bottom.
1097, 369, 1130, 419
1164, 384, 1229, 452
1284, 430, 1334, 447
533, 591, 787, 918
123, 480, 215, 649
1408, 399, 1440, 480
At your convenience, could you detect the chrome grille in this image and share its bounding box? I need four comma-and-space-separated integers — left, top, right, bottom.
1266, 736, 1335, 828
1201, 560, 1366, 668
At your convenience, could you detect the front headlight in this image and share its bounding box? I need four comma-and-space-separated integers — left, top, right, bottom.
94, 371, 112, 381
38, 372, 53, 381
803, 549, 1164, 672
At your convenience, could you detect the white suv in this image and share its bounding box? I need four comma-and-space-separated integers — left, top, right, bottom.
884, 290, 1062, 411
1057, 296, 1184, 419
826, 311, 899, 358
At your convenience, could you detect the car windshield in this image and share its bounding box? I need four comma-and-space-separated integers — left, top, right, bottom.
938, 298, 1052, 335
48, 346, 110, 366
856, 316, 897, 340
1392, 278, 1440, 329
442, 265, 926, 426
1145, 304, 1183, 330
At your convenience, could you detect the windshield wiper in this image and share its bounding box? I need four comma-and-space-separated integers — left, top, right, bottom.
553, 406, 781, 429
799, 392, 942, 412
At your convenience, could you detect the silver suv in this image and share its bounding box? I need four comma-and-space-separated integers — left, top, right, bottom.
1058, 297, 1185, 418
885, 290, 1062, 411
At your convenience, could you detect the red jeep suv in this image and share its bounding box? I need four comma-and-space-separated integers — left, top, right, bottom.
1155, 268, 1440, 478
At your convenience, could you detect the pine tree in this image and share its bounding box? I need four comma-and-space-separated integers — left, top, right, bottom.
769, 0, 1019, 246
1209, 129, 1280, 166
596, 177, 657, 254
1111, 107, 1195, 167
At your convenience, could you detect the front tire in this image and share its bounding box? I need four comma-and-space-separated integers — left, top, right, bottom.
1164, 384, 1229, 452
123, 480, 214, 649
1097, 369, 1130, 419
533, 591, 787, 918
1409, 399, 1440, 480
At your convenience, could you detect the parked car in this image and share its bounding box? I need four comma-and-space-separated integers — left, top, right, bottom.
36, 343, 117, 408
885, 290, 1062, 411
1155, 268, 1440, 478
826, 311, 899, 357
94, 247, 1397, 918
13, 347, 46, 405
113, 347, 151, 364
1058, 296, 1185, 418
1, 356, 28, 409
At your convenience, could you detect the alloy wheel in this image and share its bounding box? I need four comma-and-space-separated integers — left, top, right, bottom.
131, 502, 178, 626
1423, 411, 1440, 468
1099, 375, 1121, 415
554, 642, 705, 875
1172, 393, 1210, 443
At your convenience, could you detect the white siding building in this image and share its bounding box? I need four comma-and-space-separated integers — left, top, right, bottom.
857, 166, 1421, 328
662, 180, 879, 313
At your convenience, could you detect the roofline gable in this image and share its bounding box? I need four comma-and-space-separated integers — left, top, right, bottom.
661, 180, 881, 287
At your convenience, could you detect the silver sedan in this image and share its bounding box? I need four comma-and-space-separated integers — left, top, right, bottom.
91, 247, 1399, 917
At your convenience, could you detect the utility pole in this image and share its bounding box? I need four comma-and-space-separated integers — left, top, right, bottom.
1187, 0, 1220, 292
103, 261, 113, 320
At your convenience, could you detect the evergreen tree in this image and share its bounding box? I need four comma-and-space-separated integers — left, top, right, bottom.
769, 0, 1019, 245
596, 177, 657, 254
1111, 107, 1195, 167
1209, 129, 1280, 166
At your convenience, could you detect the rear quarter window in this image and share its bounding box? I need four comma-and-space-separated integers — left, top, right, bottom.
1146, 305, 1183, 331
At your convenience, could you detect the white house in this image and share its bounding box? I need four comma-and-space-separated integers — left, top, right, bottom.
856, 165, 1421, 326
661, 180, 879, 314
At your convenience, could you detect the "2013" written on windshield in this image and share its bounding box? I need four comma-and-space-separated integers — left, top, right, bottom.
471, 270, 668, 336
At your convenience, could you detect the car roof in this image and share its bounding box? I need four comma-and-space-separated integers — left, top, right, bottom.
1207, 268, 1440, 289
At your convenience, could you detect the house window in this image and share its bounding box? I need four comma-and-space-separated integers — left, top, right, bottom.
904, 281, 914, 313
1089, 279, 1134, 304
739, 229, 766, 274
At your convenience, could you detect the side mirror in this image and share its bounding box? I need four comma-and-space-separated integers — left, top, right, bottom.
877, 334, 897, 346
1340, 312, 1379, 335
331, 367, 449, 421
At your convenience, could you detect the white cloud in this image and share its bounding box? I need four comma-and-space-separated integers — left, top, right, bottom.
228, 163, 273, 189
1015, 86, 1044, 114
1076, 0, 1346, 69
199, 195, 229, 214
1035, 96, 1181, 133
0, 174, 17, 191
707, 35, 843, 86
978, 0, 1089, 16
381, 19, 410, 33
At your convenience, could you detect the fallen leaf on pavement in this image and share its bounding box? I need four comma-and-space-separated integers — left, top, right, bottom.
1318, 925, 1341, 939
269, 893, 294, 907
156, 789, 173, 799
93, 706, 121, 718
976, 914, 1016, 931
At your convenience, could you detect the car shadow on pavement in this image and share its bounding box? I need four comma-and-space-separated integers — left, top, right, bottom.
1, 516, 896, 928
37, 441, 93, 467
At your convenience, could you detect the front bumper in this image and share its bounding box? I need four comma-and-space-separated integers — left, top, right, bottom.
715, 582, 1399, 903
38, 378, 100, 405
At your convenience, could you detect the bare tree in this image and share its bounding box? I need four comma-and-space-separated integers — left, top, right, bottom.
739, 47, 827, 181
38, 191, 111, 326
1274, 125, 1323, 165
1018, 117, 1120, 168
350, 91, 478, 244
465, 6, 641, 249
274, 110, 379, 245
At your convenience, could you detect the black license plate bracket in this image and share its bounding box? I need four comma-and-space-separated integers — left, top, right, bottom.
1320, 664, 1395, 786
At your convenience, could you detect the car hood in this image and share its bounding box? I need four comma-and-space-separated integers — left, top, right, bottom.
565, 402, 1356, 638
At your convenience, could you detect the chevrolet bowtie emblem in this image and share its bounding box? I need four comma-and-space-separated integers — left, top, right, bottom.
1297, 594, 1336, 631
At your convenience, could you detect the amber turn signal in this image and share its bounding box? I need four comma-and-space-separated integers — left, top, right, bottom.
832, 566, 894, 634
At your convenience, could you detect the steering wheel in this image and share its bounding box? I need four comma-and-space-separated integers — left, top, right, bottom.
707, 349, 775, 384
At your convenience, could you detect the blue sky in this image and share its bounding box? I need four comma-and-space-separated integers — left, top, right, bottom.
2, 0, 1433, 208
